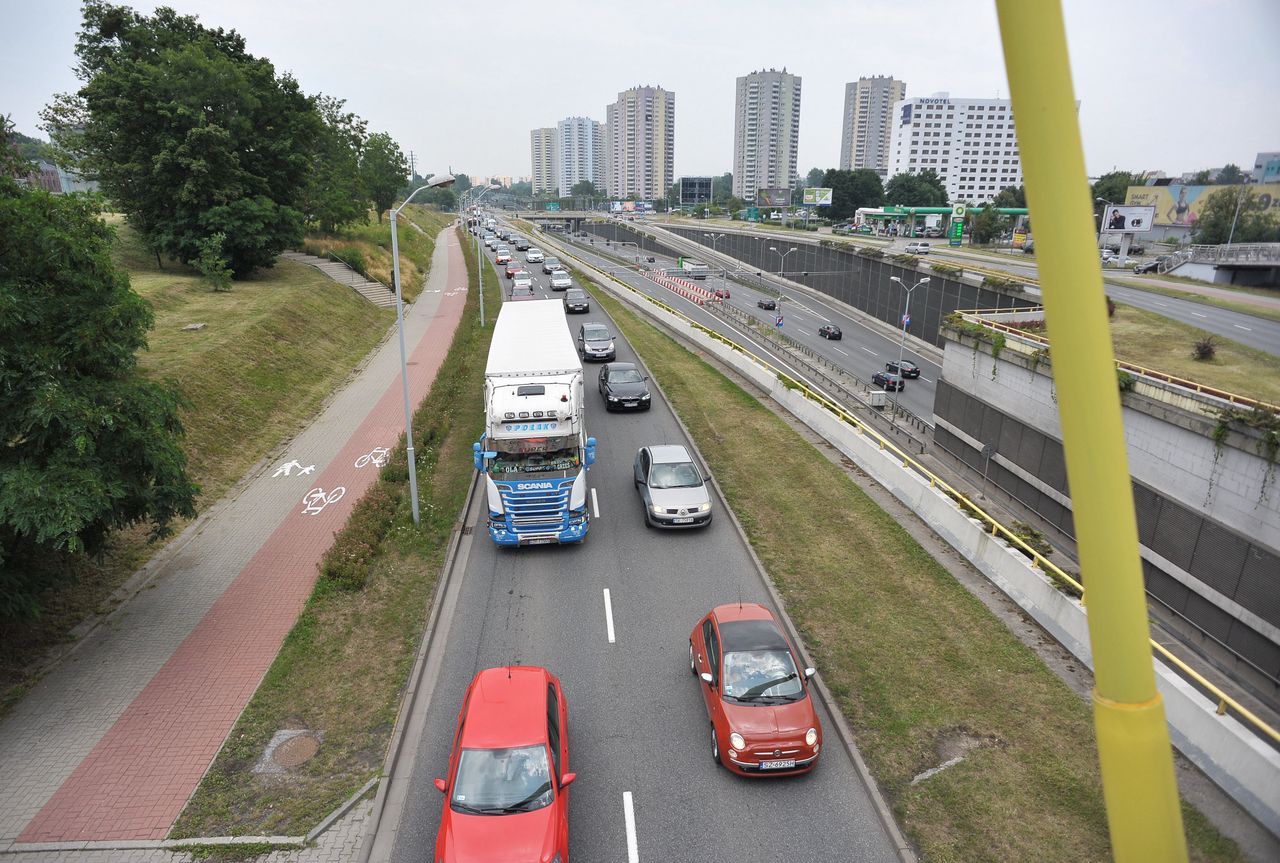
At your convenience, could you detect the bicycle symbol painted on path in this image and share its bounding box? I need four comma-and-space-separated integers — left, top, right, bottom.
301, 486, 346, 516
354, 446, 391, 469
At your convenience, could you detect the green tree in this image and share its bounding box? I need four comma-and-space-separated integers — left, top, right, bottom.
969, 204, 1009, 244
821, 168, 884, 220
804, 167, 825, 190
991, 185, 1026, 208
0, 167, 198, 618
303, 95, 368, 233
1215, 163, 1246, 185
570, 180, 598, 196
1091, 170, 1139, 218
8, 128, 54, 165
361, 131, 408, 222
884, 170, 948, 207
713, 172, 733, 205
451, 173, 472, 194
1190, 187, 1280, 245
1187, 169, 1212, 185
42, 2, 321, 278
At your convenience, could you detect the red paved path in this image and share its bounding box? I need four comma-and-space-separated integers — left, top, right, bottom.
19, 236, 466, 842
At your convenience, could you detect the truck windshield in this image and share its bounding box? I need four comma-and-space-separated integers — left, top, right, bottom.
489, 435, 580, 478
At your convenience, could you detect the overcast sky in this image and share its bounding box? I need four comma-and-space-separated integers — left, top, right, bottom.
5, 0, 1278, 182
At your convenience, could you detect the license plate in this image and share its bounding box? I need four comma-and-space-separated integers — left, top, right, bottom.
672, 517, 694, 524
760, 759, 796, 770
623, 402, 637, 408
526, 538, 553, 545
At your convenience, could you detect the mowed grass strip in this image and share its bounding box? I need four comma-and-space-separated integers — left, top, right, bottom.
171, 227, 496, 838
302, 205, 450, 303
0, 223, 400, 715
591, 286, 1244, 863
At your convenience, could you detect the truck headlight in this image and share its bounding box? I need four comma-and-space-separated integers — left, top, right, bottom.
730, 732, 745, 750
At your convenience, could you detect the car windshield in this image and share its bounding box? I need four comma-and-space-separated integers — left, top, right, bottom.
451, 745, 553, 814
610, 369, 643, 384
649, 461, 701, 489
584, 326, 609, 340
566, 291, 585, 299
722, 649, 803, 702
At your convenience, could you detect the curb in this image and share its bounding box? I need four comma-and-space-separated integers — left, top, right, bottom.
550, 236, 918, 863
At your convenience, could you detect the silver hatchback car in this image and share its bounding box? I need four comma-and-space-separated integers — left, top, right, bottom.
633, 445, 712, 528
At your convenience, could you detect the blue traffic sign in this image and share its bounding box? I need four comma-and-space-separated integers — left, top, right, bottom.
901, 314, 911, 328
775, 315, 784, 328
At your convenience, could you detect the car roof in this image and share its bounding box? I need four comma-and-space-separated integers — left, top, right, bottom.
566, 288, 586, 297
647, 443, 693, 464
711, 604, 791, 652
460, 666, 550, 748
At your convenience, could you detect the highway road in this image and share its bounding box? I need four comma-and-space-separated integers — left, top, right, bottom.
385, 226, 903, 862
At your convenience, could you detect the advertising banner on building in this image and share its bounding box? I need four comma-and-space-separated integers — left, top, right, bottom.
610, 201, 623, 213
757, 187, 792, 207
1124, 183, 1280, 227
802, 187, 833, 206
1101, 204, 1155, 233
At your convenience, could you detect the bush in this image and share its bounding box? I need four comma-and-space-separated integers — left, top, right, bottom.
1106, 296, 1116, 318
1192, 335, 1217, 361
332, 246, 368, 278
1010, 520, 1053, 561
931, 263, 964, 278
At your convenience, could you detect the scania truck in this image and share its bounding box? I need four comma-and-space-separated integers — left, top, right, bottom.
473, 300, 596, 545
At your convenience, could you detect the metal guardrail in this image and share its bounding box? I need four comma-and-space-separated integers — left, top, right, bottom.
553, 243, 1280, 748
1187, 242, 1280, 264
954, 309, 1280, 415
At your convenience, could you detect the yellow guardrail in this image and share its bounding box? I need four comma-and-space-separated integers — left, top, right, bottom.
545, 238, 1280, 749
954, 309, 1280, 415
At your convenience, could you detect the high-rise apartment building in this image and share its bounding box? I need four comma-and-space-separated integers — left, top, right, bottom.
887, 93, 1024, 205
556, 117, 606, 195
604, 86, 675, 200
732, 68, 802, 201
530, 127, 558, 196
839, 76, 906, 176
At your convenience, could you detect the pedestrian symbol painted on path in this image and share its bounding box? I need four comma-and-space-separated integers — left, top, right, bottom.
273, 460, 316, 478
355, 447, 391, 469
301, 486, 345, 515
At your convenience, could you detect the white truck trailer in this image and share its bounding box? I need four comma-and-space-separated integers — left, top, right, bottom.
473, 300, 596, 545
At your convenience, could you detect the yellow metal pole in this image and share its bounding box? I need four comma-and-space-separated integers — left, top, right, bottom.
994, 3, 1188, 861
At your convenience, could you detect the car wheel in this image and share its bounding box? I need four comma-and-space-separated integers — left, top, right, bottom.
711, 726, 721, 765
689, 641, 696, 676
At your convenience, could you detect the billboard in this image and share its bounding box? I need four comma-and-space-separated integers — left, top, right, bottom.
757, 187, 792, 207
802, 187, 833, 206
680, 176, 713, 205
1101, 205, 1154, 233
1124, 183, 1280, 227
609, 201, 654, 213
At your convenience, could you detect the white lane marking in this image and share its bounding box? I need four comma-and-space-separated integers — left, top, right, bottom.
832, 347, 849, 356
860, 346, 876, 355
1234, 324, 1252, 331
603, 589, 616, 644
591, 487, 600, 518
1154, 302, 1169, 308
623, 791, 639, 862
920, 376, 933, 383
1192, 312, 1208, 318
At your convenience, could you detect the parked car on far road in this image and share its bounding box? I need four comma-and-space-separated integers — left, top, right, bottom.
904, 242, 931, 255
872, 370, 904, 392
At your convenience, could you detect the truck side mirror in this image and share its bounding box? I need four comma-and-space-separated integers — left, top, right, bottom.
585, 436, 597, 467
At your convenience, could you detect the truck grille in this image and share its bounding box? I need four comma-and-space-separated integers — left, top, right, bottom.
500, 483, 572, 533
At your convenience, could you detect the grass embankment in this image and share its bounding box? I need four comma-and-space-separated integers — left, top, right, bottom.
591, 287, 1243, 863
1111, 277, 1280, 324
301, 205, 450, 303
171, 227, 496, 838
0, 215, 442, 716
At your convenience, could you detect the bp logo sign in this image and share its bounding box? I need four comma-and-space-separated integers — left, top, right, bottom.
952, 204, 967, 219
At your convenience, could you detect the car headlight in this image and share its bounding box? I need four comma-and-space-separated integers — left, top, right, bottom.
729, 732, 745, 750
697, 502, 712, 512
650, 504, 664, 515
607, 395, 619, 401
640, 393, 651, 400
806, 727, 818, 746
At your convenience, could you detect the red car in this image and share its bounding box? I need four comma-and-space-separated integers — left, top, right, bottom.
712, 287, 730, 299
690, 603, 821, 776
434, 667, 574, 862
505, 262, 523, 279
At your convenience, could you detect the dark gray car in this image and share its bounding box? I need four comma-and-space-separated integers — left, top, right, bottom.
564, 288, 590, 313
598, 362, 650, 411
634, 444, 712, 528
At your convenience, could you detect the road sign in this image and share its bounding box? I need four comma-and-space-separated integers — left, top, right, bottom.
952, 204, 967, 219
901, 314, 911, 328
775, 315, 784, 328
545, 202, 560, 211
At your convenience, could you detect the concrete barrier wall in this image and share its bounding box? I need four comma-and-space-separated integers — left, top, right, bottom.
564, 249, 1280, 836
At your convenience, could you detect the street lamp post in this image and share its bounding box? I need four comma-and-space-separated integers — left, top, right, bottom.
390, 172, 454, 525
768, 245, 798, 300
890, 275, 930, 374
705, 232, 726, 295
465, 184, 502, 326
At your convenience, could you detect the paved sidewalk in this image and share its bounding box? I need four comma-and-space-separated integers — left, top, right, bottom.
0, 229, 468, 856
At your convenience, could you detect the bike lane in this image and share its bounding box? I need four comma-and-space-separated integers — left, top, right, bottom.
8, 230, 468, 845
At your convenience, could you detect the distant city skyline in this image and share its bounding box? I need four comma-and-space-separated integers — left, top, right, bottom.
4, 0, 1278, 182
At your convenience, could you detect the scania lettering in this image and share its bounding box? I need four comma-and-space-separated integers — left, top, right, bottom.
473, 300, 596, 546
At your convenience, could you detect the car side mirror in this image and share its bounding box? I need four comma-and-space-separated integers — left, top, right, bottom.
560, 772, 577, 789
804, 667, 817, 679
700, 672, 714, 686
433, 778, 447, 793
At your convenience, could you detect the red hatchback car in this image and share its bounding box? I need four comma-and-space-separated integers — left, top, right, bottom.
434, 666, 574, 862
690, 603, 821, 776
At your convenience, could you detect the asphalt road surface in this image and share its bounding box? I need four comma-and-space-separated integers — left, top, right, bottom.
386, 228, 902, 863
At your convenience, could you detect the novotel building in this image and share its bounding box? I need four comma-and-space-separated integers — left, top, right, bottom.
887, 92, 1026, 205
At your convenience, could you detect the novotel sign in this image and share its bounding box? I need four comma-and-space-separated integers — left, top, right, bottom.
918, 98, 951, 105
